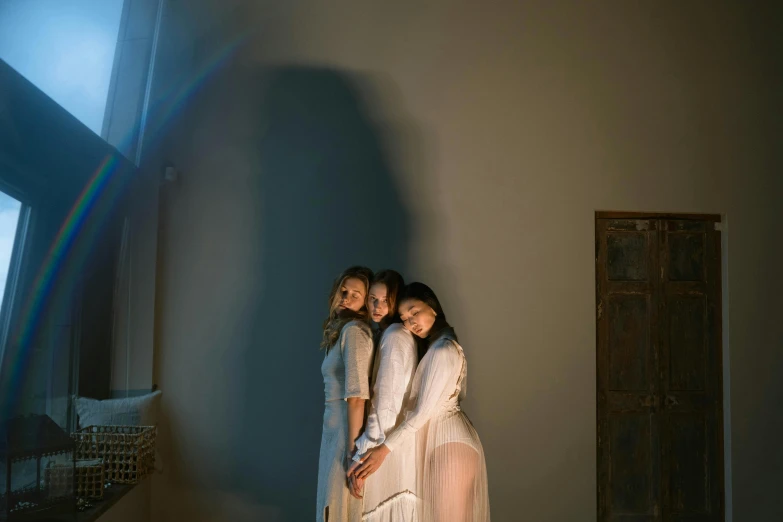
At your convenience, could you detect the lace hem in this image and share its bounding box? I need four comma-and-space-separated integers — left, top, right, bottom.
361, 490, 418, 522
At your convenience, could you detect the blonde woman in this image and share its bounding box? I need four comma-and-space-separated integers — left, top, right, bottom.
317, 266, 375, 522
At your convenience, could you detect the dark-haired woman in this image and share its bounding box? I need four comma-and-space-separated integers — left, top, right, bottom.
349, 282, 490, 522
317, 266, 375, 522
350, 270, 419, 521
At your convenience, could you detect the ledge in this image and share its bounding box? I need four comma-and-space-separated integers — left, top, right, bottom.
77, 483, 137, 522
42, 482, 138, 522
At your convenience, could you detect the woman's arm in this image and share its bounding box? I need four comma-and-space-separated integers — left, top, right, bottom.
353, 325, 415, 460
341, 323, 374, 459
348, 341, 462, 480
346, 397, 366, 457
383, 341, 461, 450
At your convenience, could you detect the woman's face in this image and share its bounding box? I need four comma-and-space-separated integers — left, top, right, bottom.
398, 298, 437, 338
338, 277, 367, 313
367, 283, 390, 324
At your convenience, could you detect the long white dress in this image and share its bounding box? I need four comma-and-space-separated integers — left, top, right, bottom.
317, 320, 374, 522
384, 329, 490, 522
353, 323, 419, 521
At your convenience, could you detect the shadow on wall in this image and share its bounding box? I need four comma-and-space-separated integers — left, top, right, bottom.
150, 55, 417, 520
232, 67, 412, 520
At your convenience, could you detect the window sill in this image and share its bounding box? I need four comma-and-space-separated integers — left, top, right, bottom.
45, 482, 139, 522
78, 483, 138, 522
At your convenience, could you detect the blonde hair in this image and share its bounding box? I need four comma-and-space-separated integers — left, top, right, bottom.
320, 266, 373, 350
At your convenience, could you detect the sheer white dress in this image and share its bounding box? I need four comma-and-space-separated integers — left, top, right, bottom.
353, 323, 419, 521
384, 328, 490, 522
317, 320, 374, 522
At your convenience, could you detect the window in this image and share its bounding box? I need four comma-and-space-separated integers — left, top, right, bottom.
0, 0, 125, 135
0, 192, 22, 298
0, 187, 30, 366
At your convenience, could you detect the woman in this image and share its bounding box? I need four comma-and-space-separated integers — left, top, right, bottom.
317, 266, 375, 522
350, 270, 419, 521
348, 282, 490, 521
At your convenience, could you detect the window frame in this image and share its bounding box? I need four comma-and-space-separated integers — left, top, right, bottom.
0, 176, 35, 374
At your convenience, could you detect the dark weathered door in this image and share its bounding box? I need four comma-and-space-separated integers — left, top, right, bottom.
597, 217, 662, 522
596, 214, 724, 522
658, 219, 724, 522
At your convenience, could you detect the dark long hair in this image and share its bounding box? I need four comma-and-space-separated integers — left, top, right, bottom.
370, 269, 405, 330
398, 282, 457, 356
321, 266, 373, 350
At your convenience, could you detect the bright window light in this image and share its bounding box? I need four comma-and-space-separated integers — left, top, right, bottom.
0, 0, 125, 135
0, 191, 22, 302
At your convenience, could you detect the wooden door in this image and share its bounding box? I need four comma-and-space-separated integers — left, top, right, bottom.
597, 217, 662, 521
596, 214, 724, 522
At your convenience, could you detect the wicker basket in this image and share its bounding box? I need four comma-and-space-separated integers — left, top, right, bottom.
73, 426, 156, 484
44, 460, 105, 499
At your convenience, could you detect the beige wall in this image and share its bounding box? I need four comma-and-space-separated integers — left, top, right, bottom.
148, 1, 783, 520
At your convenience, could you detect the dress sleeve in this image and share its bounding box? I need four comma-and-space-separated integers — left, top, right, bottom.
383, 340, 462, 452
354, 325, 416, 459
341, 322, 374, 400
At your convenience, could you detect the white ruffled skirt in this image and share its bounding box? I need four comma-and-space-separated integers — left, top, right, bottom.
361, 428, 418, 522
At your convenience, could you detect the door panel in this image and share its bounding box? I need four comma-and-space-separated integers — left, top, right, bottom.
597, 218, 660, 521
659, 220, 722, 521
608, 296, 651, 392
668, 296, 707, 392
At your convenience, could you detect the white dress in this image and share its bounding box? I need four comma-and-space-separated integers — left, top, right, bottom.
353, 323, 419, 521
317, 320, 374, 522
384, 329, 490, 522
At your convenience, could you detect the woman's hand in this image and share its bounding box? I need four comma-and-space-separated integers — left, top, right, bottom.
347, 444, 391, 481
348, 475, 365, 499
